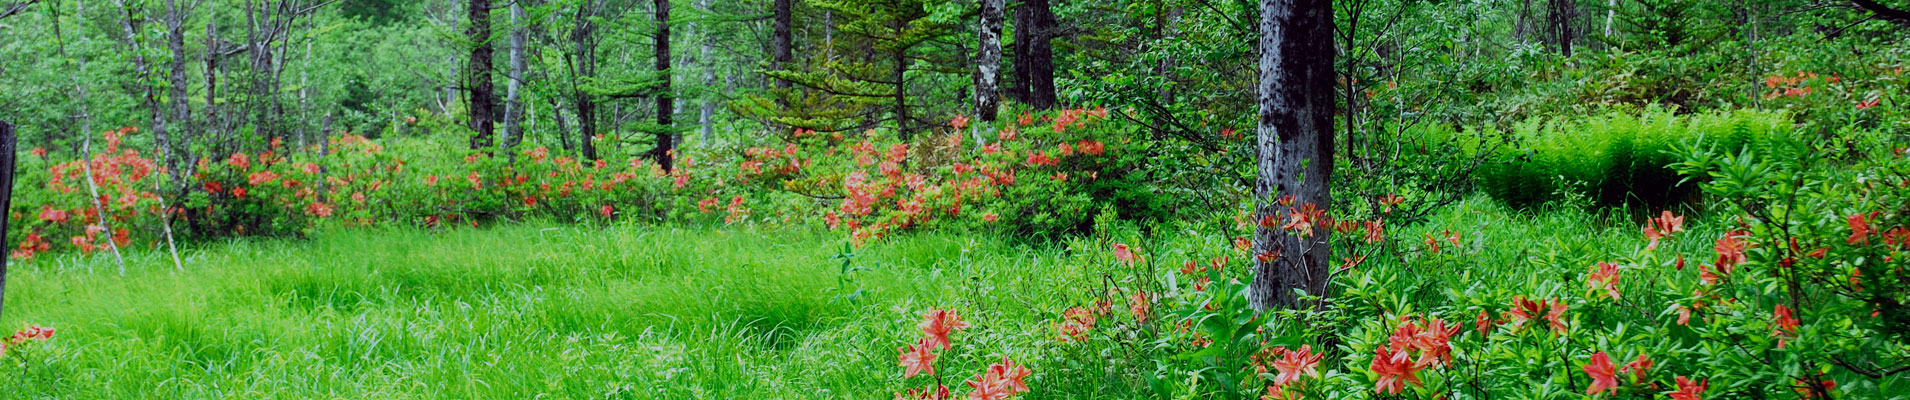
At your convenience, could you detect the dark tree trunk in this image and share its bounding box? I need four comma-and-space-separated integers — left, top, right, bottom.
570, 1, 599, 160
0, 122, 14, 319
164, 0, 189, 189
1548, 0, 1576, 56
976, 0, 1004, 122
468, 0, 498, 150
1250, 0, 1335, 312
1152, 3, 1181, 140
1013, 0, 1057, 110
654, 0, 675, 171
772, 0, 793, 95
205, 21, 223, 155
893, 16, 911, 140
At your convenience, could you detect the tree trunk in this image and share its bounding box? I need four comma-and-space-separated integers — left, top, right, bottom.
772, 0, 793, 96
698, 0, 715, 145
654, 0, 675, 171
467, 0, 497, 150
1152, 3, 1181, 140
503, 1, 527, 150
1548, 0, 1575, 57
1250, 0, 1334, 312
165, 0, 190, 192
0, 122, 15, 319
205, 20, 222, 155
571, 1, 599, 160
892, 15, 911, 141
1515, 0, 1533, 43
113, 0, 170, 167
1013, 0, 1057, 110
976, 0, 1003, 122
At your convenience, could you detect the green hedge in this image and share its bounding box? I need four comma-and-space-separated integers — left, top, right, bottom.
1477, 107, 1796, 208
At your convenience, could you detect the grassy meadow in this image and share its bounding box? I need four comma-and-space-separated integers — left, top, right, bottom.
0, 196, 1709, 399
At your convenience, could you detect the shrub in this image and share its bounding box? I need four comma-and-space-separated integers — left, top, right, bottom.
1476, 107, 1793, 208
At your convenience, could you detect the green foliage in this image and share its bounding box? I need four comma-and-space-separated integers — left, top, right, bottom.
1476, 107, 1793, 208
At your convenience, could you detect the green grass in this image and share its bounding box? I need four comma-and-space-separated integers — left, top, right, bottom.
0, 197, 1712, 399
0, 221, 1112, 399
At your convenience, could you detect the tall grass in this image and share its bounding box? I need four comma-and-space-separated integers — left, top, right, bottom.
2, 196, 1706, 399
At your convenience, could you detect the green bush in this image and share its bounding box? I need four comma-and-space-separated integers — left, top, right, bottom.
1477, 107, 1794, 208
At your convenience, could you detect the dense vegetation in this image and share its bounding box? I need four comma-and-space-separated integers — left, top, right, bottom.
1, 0, 1908, 398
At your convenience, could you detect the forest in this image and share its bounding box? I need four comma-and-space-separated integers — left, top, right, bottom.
0, 0, 1907, 398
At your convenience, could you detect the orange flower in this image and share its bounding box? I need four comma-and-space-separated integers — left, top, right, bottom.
1621, 353, 1652, 383
1369, 346, 1422, 394
1272, 345, 1323, 386
985, 357, 1032, 394
918, 308, 971, 350
1587, 261, 1622, 300
1772, 304, 1800, 337
1583, 351, 1620, 395
1128, 291, 1150, 322
1848, 213, 1875, 245
1508, 297, 1567, 334
1714, 232, 1751, 272
1113, 243, 1137, 265
1669, 376, 1707, 400
1475, 309, 1496, 335
1361, 220, 1384, 243
897, 337, 938, 378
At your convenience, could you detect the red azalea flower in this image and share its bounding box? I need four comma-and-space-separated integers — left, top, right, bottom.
1113, 243, 1136, 264
1714, 232, 1751, 271
1848, 213, 1875, 245
1669, 376, 1707, 400
1621, 353, 1652, 383
1583, 351, 1620, 395
1773, 304, 1800, 337
897, 337, 938, 378
1587, 261, 1622, 300
918, 308, 970, 351
1272, 345, 1322, 386
1128, 291, 1149, 322
1369, 346, 1422, 394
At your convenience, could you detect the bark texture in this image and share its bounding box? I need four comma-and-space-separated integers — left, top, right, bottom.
976, 0, 1004, 122
654, 0, 676, 171
1012, 0, 1057, 110
0, 122, 14, 319
467, 0, 498, 150
1250, 0, 1335, 312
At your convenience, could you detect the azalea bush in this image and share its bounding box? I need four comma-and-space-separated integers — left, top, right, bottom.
727, 107, 1168, 243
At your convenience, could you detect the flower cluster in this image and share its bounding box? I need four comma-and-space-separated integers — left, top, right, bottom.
894, 308, 1031, 400
1, 324, 55, 358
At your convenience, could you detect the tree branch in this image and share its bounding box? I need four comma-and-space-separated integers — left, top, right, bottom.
1852, 0, 1910, 25
0, 0, 42, 20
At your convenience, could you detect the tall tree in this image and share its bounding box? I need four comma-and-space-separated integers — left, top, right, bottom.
111, 0, 174, 181
568, 0, 601, 159
1250, 0, 1335, 312
467, 0, 498, 150
1547, 0, 1577, 56
1012, 0, 1057, 110
653, 0, 675, 170
772, 0, 793, 96
0, 121, 14, 319
502, 1, 528, 151
696, 0, 715, 144
976, 0, 1003, 122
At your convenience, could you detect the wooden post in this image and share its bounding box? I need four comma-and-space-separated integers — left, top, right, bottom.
0, 121, 17, 319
